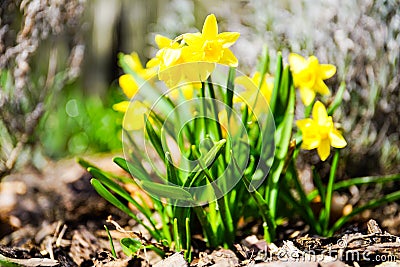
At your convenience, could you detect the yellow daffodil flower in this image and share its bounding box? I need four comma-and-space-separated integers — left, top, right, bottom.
147, 15, 240, 88
168, 82, 201, 100
114, 52, 157, 113
118, 52, 157, 100
147, 34, 185, 69
124, 52, 156, 80
183, 14, 240, 66
296, 101, 347, 161
234, 72, 273, 117
122, 100, 149, 131
289, 53, 336, 106
118, 74, 138, 99
148, 34, 214, 88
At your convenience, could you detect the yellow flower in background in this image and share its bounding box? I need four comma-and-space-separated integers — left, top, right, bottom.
119, 74, 138, 99
122, 100, 149, 131
289, 53, 336, 106
124, 52, 156, 80
168, 82, 201, 100
112, 100, 130, 113
296, 101, 346, 161
234, 72, 273, 117
183, 14, 240, 66
115, 52, 157, 113
147, 34, 185, 69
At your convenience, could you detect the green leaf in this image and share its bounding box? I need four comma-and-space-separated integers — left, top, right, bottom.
90, 179, 161, 240
275, 81, 295, 160
88, 167, 154, 222
76, 157, 96, 169
113, 157, 151, 182
141, 180, 193, 201
91, 178, 139, 220
277, 66, 290, 113
105, 225, 117, 258
226, 67, 236, 114
120, 238, 142, 256
312, 167, 326, 203
184, 139, 226, 187
269, 52, 283, 114
173, 218, 181, 251
185, 217, 191, 260
145, 115, 166, 162
307, 173, 400, 201
166, 152, 179, 185
0, 257, 21, 267
327, 81, 346, 116
232, 156, 276, 242
257, 45, 270, 81
321, 150, 340, 234
328, 190, 400, 236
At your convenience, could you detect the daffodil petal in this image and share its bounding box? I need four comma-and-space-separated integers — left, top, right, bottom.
299, 87, 316, 106
217, 32, 240, 48
155, 34, 173, 49
317, 138, 331, 161
289, 53, 307, 73
183, 33, 202, 47
146, 57, 160, 68
202, 14, 218, 39
220, 48, 238, 67
301, 137, 320, 150
113, 101, 130, 113
163, 48, 182, 66
329, 129, 347, 148
307, 56, 320, 68
314, 79, 331, 95
119, 74, 138, 99
320, 64, 336, 79
124, 52, 144, 72
312, 101, 329, 125
296, 118, 314, 130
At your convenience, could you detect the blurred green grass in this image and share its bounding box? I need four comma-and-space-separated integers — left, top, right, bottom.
38, 82, 124, 158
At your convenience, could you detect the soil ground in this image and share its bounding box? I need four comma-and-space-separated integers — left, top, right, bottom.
0, 157, 399, 266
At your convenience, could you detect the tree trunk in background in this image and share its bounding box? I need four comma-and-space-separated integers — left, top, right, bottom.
83, 0, 159, 95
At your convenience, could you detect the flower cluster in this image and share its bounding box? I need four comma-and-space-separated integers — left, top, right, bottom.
115, 14, 346, 161
148, 14, 240, 87
83, 14, 400, 261
289, 53, 346, 161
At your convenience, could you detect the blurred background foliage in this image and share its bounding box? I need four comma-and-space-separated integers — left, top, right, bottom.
0, 0, 399, 177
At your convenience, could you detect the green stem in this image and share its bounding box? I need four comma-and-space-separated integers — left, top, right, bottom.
232, 155, 275, 242
207, 77, 223, 140
173, 218, 181, 251
200, 82, 208, 136
193, 206, 217, 247
226, 67, 236, 119
185, 217, 192, 261
199, 161, 234, 247
322, 150, 340, 234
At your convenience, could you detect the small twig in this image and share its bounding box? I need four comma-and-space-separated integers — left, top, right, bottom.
106, 216, 140, 238
56, 225, 68, 247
